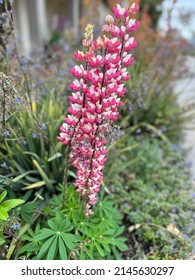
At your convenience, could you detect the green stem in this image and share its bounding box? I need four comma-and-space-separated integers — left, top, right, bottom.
61, 145, 70, 210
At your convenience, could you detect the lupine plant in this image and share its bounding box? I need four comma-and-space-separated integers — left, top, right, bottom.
58, 3, 140, 217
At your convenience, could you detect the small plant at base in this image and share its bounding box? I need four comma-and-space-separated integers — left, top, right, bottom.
0, 190, 24, 222
58, 3, 140, 217
17, 186, 128, 260
0, 190, 24, 249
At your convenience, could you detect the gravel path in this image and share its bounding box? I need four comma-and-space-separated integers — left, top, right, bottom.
174, 56, 195, 178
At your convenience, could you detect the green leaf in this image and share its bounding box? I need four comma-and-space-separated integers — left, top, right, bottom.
23, 151, 42, 162
32, 159, 54, 192
84, 247, 93, 259
48, 153, 62, 162
112, 246, 123, 260
61, 233, 77, 250
21, 234, 33, 241
48, 220, 58, 231
47, 236, 58, 260
79, 250, 86, 260
72, 212, 77, 224
11, 171, 38, 183
0, 205, 9, 220
37, 235, 56, 259
102, 242, 111, 253
12, 160, 26, 174
120, 143, 139, 152
115, 226, 125, 237
0, 237, 5, 245
33, 229, 55, 241
67, 170, 77, 179
95, 241, 104, 257
28, 228, 35, 237
18, 243, 41, 255
22, 180, 46, 190
0, 191, 7, 203
114, 239, 128, 251
103, 228, 116, 236
1, 199, 25, 211
59, 237, 68, 260
20, 203, 36, 223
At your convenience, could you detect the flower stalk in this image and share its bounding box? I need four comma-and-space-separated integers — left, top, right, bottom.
59, 3, 140, 217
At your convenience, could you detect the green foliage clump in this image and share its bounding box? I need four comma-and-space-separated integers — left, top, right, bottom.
0, 96, 66, 193
11, 187, 127, 260
107, 137, 195, 260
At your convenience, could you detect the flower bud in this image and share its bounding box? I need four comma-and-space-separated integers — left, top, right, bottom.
105, 15, 114, 24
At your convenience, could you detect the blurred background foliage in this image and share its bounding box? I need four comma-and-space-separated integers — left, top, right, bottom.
0, 0, 195, 260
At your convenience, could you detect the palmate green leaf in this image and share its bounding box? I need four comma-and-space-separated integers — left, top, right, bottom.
28, 228, 35, 237
114, 237, 128, 251
60, 222, 74, 233
1, 199, 25, 211
103, 228, 116, 236
48, 219, 59, 231
79, 250, 86, 260
98, 218, 118, 230
21, 234, 34, 241
61, 233, 78, 250
33, 229, 55, 242
47, 236, 58, 260
0, 205, 8, 220
37, 235, 56, 259
71, 212, 77, 224
114, 226, 125, 237
0, 191, 7, 203
20, 203, 37, 223
47, 215, 73, 232
98, 236, 127, 252
101, 242, 111, 253
27, 224, 40, 237
103, 236, 115, 245
18, 243, 41, 255
84, 246, 94, 259
94, 241, 104, 257
111, 246, 123, 260
58, 236, 68, 260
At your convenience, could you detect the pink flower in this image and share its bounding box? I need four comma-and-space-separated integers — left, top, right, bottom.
130, 3, 139, 14
59, 3, 139, 217
126, 19, 140, 32
112, 4, 126, 19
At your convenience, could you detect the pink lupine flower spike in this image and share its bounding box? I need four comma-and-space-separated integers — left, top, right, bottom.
58, 3, 139, 217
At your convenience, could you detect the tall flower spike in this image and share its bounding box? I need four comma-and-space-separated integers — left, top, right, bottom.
59, 3, 140, 217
